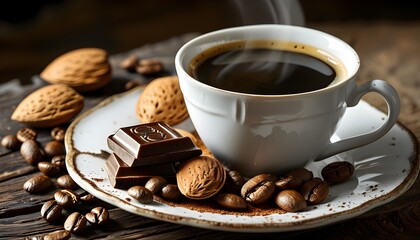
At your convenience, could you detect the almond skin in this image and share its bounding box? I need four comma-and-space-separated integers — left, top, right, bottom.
40, 48, 111, 92
176, 156, 226, 200
11, 84, 84, 127
136, 76, 188, 126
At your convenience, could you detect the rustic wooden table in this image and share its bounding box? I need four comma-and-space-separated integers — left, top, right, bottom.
1, 21, 419, 239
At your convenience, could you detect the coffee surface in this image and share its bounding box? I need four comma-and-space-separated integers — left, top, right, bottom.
194, 48, 337, 95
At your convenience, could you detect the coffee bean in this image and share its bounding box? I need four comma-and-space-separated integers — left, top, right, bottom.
40, 200, 63, 222
124, 80, 142, 91
136, 59, 163, 75
24, 236, 43, 240
223, 169, 246, 194
1, 135, 21, 150
16, 127, 37, 142
85, 207, 109, 226
54, 189, 80, 208
275, 167, 313, 190
44, 230, 71, 240
64, 212, 87, 234
57, 174, 79, 190
160, 184, 182, 201
321, 161, 354, 184
51, 127, 66, 142
300, 177, 329, 205
38, 161, 60, 176
23, 175, 52, 193
275, 190, 307, 212
80, 193, 95, 203
119, 55, 138, 71
275, 176, 300, 190
228, 170, 246, 188
51, 155, 66, 169
216, 193, 247, 210
44, 141, 66, 158
20, 139, 44, 165
145, 176, 167, 194
241, 174, 277, 205
128, 186, 153, 204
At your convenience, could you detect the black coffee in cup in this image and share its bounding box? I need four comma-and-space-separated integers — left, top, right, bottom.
189, 40, 346, 95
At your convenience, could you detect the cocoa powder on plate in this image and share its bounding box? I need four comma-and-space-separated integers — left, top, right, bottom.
153, 194, 285, 216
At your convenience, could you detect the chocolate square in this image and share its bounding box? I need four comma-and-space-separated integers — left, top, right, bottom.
104, 153, 176, 189
107, 122, 201, 166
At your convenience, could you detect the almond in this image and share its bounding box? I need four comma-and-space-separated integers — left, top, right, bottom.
40, 48, 111, 92
176, 128, 214, 157
175, 128, 199, 146
136, 76, 188, 126
11, 84, 84, 127
177, 130, 214, 158
176, 156, 226, 200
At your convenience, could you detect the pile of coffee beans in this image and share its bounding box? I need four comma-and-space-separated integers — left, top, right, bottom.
118, 56, 167, 91
119, 56, 163, 75
1, 127, 110, 239
124, 162, 354, 213
127, 177, 183, 204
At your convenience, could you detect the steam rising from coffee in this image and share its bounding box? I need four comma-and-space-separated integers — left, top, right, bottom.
232, 0, 305, 26
214, 0, 310, 88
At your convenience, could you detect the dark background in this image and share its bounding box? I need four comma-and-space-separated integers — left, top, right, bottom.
1, 0, 419, 84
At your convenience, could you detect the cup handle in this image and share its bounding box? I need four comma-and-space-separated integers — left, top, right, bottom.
315, 79, 400, 161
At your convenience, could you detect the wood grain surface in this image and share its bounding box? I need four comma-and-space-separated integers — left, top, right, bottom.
0, 21, 419, 239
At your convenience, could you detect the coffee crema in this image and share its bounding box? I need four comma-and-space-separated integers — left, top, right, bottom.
189, 40, 347, 95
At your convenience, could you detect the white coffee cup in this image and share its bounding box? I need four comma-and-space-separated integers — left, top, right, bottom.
175, 24, 400, 176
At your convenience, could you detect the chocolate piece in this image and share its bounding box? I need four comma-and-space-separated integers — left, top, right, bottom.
107, 122, 201, 166
105, 153, 176, 189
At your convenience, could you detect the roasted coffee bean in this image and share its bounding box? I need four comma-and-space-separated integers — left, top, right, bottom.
228, 170, 246, 188
54, 189, 80, 208
321, 161, 355, 184
24, 236, 43, 240
1, 135, 21, 150
57, 174, 79, 190
216, 193, 247, 210
160, 184, 182, 201
23, 175, 52, 193
38, 161, 60, 176
275, 167, 313, 190
40, 200, 63, 222
80, 193, 95, 203
51, 155, 66, 169
300, 177, 329, 205
17, 127, 37, 142
241, 174, 277, 205
85, 207, 110, 226
124, 80, 142, 91
223, 169, 246, 194
51, 127, 66, 142
119, 55, 138, 71
136, 59, 163, 75
20, 139, 44, 165
44, 141, 66, 158
64, 212, 87, 234
275, 190, 307, 212
145, 176, 167, 194
44, 230, 71, 240
128, 186, 153, 204
275, 176, 300, 190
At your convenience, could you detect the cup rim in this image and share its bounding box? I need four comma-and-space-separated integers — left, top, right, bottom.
175, 24, 360, 98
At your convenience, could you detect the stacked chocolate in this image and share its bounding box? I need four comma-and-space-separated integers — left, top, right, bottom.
105, 122, 202, 189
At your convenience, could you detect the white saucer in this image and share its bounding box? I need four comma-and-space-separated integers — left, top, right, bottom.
65, 87, 419, 232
